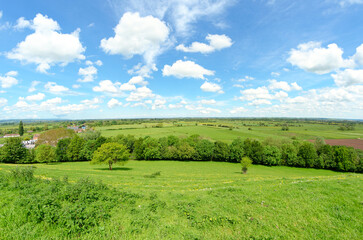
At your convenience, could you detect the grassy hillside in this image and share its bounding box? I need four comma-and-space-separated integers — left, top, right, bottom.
0, 161, 362, 239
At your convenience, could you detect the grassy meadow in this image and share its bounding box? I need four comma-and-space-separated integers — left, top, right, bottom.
0, 161, 362, 239
96, 121, 363, 142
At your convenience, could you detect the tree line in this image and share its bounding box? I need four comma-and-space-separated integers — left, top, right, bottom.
0, 130, 362, 173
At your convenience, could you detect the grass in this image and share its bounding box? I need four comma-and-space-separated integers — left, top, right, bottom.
96, 122, 363, 142
0, 161, 362, 239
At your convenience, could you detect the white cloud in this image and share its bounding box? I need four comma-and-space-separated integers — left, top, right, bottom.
7, 13, 85, 73
100, 12, 169, 72
0, 71, 19, 88
339, 0, 363, 6
230, 107, 247, 114
108, 0, 234, 36
126, 86, 155, 102
120, 83, 136, 91
14, 17, 31, 29
0, 10, 2, 19
200, 81, 223, 93
163, 60, 214, 79
268, 80, 302, 91
176, 34, 232, 53
28, 81, 40, 92
248, 99, 272, 106
237, 76, 254, 82
331, 69, 363, 86
95, 60, 103, 66
240, 87, 273, 101
271, 72, 280, 77
199, 107, 221, 114
44, 82, 69, 94
199, 99, 216, 105
287, 41, 353, 74
81, 97, 103, 105
25, 93, 45, 101
0, 97, 7, 107
78, 65, 98, 83
108, 98, 123, 108
72, 84, 81, 89
93, 80, 120, 94
353, 43, 363, 66
128, 76, 148, 85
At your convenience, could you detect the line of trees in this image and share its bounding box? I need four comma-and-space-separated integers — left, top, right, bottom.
0, 131, 362, 173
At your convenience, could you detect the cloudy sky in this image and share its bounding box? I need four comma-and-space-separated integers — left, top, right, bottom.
0, 0, 362, 119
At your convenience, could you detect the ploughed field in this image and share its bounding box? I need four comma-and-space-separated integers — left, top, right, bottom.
0, 161, 362, 239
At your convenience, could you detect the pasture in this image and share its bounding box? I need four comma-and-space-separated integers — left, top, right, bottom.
0, 161, 362, 239
96, 121, 363, 142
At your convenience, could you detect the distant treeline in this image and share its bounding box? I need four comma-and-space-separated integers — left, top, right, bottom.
1, 130, 362, 173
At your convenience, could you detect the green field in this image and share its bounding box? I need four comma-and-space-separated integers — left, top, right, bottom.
1, 161, 362, 239
96, 122, 363, 142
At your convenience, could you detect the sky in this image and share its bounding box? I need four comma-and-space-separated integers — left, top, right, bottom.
0, 0, 362, 120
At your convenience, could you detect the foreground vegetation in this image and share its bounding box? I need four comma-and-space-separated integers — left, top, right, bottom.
0, 162, 362, 239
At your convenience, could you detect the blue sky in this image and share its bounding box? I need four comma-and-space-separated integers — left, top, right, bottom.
0, 0, 362, 119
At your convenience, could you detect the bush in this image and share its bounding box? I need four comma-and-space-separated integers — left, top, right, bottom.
35, 145, 56, 163
262, 145, 282, 166
240, 157, 252, 174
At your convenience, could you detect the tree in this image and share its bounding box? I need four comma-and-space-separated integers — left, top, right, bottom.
213, 141, 230, 161
244, 139, 263, 164
297, 142, 318, 168
281, 143, 298, 166
19, 121, 24, 136
35, 145, 56, 163
37, 128, 75, 146
0, 137, 27, 163
56, 138, 71, 162
91, 142, 130, 170
229, 138, 245, 163
195, 139, 214, 161
67, 135, 85, 161
262, 145, 282, 166
241, 157, 252, 174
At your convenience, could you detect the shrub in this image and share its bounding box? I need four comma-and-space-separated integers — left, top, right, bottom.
240, 157, 252, 174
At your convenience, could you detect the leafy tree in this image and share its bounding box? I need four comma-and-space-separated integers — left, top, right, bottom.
67, 135, 86, 161
244, 139, 263, 164
213, 141, 230, 161
133, 138, 145, 160
0, 137, 27, 163
314, 137, 326, 152
91, 142, 130, 170
19, 121, 24, 136
142, 137, 160, 160
297, 142, 318, 168
35, 145, 56, 163
229, 138, 245, 163
79, 130, 101, 141
281, 143, 298, 166
195, 139, 214, 161
332, 146, 358, 172
262, 145, 282, 166
241, 157, 252, 174
319, 144, 334, 169
56, 138, 71, 162
80, 137, 107, 161
177, 140, 196, 160
37, 128, 75, 146
112, 134, 136, 152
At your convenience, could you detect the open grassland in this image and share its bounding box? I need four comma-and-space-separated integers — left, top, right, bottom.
96, 122, 363, 142
0, 161, 362, 239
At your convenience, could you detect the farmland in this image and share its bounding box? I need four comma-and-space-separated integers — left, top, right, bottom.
0, 161, 362, 239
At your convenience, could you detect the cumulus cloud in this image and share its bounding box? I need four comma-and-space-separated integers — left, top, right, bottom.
100, 12, 169, 75
268, 80, 302, 91
200, 82, 223, 93
78, 65, 97, 83
107, 98, 122, 108
128, 76, 148, 86
14, 17, 31, 29
7, 14, 85, 73
331, 69, 363, 86
353, 43, 363, 66
163, 60, 214, 79
126, 86, 155, 102
199, 107, 221, 114
93, 80, 120, 94
248, 99, 272, 106
176, 34, 232, 53
107, 0, 234, 36
25, 93, 45, 101
287, 41, 353, 74
44, 82, 69, 94
0, 71, 18, 88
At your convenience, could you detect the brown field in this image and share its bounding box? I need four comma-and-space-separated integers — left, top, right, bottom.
309, 139, 363, 150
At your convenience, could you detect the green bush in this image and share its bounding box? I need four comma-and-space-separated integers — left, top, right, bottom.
240, 157, 252, 174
